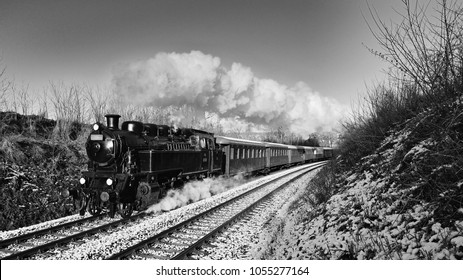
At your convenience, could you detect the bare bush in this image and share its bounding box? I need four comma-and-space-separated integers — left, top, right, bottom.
85, 86, 110, 124
47, 82, 87, 140
37, 91, 49, 119
341, 0, 463, 166
364, 0, 463, 102
11, 83, 32, 116
0, 64, 11, 111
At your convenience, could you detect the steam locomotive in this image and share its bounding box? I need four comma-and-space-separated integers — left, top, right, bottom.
68, 114, 333, 218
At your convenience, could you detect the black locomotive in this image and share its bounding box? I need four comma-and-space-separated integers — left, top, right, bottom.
69, 114, 333, 218
69, 114, 223, 218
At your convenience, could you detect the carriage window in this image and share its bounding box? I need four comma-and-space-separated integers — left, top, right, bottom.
230, 147, 234, 160
251, 149, 254, 158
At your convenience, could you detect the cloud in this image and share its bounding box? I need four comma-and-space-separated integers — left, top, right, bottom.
111, 50, 346, 136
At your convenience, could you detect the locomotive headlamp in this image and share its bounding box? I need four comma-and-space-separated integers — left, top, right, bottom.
106, 178, 114, 186
79, 177, 86, 185
100, 192, 110, 202
93, 123, 100, 131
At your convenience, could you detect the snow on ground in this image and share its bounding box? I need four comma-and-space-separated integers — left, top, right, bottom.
253, 113, 463, 259
253, 169, 463, 259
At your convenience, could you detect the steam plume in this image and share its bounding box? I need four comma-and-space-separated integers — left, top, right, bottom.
146, 175, 246, 213
112, 50, 346, 136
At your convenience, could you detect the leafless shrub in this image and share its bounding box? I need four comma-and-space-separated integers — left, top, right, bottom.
364, 0, 463, 103
47, 82, 87, 140
37, 91, 49, 119
0, 63, 11, 111
341, 0, 463, 166
12, 83, 32, 116
85, 86, 110, 124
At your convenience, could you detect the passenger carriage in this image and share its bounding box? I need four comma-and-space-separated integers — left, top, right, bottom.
215, 136, 267, 177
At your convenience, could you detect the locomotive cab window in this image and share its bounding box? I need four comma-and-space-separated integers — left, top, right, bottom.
200, 138, 207, 149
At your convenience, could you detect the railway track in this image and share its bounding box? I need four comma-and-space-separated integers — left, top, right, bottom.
0, 162, 325, 260
108, 162, 326, 260
0, 212, 145, 260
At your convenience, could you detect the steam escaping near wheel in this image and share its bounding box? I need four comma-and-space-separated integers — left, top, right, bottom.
145, 174, 246, 214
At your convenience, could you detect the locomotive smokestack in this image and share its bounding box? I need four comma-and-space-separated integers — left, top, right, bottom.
105, 114, 121, 130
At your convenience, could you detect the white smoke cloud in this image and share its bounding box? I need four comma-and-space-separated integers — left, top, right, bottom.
112, 50, 346, 136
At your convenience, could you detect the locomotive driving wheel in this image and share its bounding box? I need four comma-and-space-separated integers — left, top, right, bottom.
118, 202, 134, 218
88, 195, 102, 216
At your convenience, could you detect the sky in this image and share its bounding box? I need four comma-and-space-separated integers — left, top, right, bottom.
0, 0, 412, 135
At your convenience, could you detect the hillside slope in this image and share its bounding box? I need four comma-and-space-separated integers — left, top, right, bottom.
254, 101, 463, 259
0, 112, 88, 230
